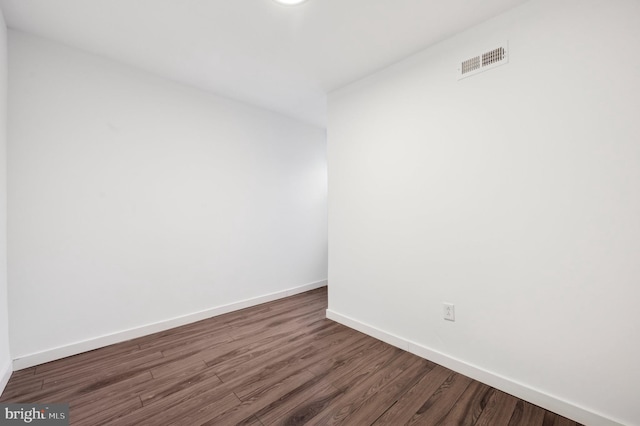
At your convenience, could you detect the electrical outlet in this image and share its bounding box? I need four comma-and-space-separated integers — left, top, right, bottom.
443, 303, 455, 321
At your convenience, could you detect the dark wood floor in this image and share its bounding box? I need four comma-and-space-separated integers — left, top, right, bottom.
1, 287, 581, 425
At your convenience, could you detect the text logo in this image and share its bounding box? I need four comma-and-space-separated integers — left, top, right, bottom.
0, 404, 68, 425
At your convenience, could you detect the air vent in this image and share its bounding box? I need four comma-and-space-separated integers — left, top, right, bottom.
461, 56, 480, 75
458, 42, 509, 80
482, 47, 505, 66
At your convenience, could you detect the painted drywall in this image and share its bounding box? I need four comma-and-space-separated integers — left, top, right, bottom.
7, 31, 327, 362
327, 0, 640, 425
0, 8, 10, 393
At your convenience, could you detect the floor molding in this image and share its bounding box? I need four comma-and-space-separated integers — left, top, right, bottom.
0, 361, 11, 396
11, 280, 327, 370
326, 308, 623, 426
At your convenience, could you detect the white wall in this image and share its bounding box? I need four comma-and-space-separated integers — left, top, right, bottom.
0, 8, 10, 393
8, 31, 327, 365
327, 0, 640, 425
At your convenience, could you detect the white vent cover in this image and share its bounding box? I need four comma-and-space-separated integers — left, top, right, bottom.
458, 42, 509, 80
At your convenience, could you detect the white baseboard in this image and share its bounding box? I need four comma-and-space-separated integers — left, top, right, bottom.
326, 309, 624, 426
0, 360, 11, 396
11, 280, 327, 371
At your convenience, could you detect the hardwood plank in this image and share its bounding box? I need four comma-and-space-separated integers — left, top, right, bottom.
70, 371, 154, 408
270, 345, 405, 425
198, 370, 316, 425
435, 379, 492, 426
304, 350, 421, 425
543, 411, 559, 426
340, 358, 434, 425
329, 344, 404, 391
554, 415, 580, 426
158, 330, 234, 358
254, 380, 339, 425
0, 377, 44, 402
160, 392, 240, 426
7, 367, 36, 379
509, 400, 547, 426
41, 348, 163, 387
234, 358, 316, 403
205, 320, 338, 377
373, 364, 453, 424
149, 354, 208, 379
73, 397, 142, 426
475, 388, 520, 426
239, 415, 265, 426
218, 326, 365, 388
138, 366, 223, 404
224, 292, 326, 332
227, 302, 328, 341
306, 334, 386, 377
136, 323, 231, 351
405, 372, 473, 425
268, 385, 342, 426
106, 373, 229, 425
306, 338, 392, 390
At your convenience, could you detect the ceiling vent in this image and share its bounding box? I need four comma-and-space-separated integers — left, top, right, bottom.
458, 42, 508, 80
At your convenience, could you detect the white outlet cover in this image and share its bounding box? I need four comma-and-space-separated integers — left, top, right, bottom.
443, 303, 455, 321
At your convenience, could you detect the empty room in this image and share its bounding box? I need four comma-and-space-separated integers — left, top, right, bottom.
0, 0, 638, 425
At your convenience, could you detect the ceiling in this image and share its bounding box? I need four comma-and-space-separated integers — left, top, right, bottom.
0, 0, 529, 127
